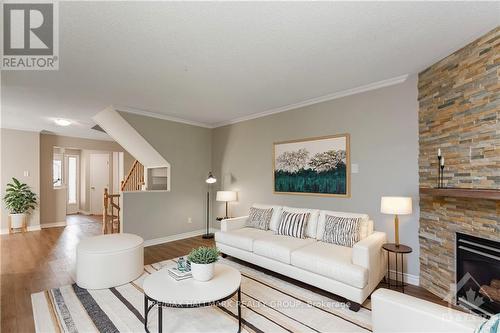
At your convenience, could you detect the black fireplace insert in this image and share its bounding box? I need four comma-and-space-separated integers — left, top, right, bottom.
456, 232, 500, 317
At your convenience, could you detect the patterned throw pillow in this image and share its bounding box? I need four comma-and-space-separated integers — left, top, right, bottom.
276, 211, 310, 238
245, 207, 273, 230
322, 215, 361, 247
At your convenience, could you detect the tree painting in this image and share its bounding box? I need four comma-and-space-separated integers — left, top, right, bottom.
273, 135, 349, 196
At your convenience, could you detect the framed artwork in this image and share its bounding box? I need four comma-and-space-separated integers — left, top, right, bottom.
273, 134, 350, 197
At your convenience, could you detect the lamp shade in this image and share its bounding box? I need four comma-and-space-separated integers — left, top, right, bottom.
205, 172, 217, 184
216, 191, 237, 202
381, 197, 412, 215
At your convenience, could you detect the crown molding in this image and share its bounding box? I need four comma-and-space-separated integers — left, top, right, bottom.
115, 105, 213, 128
114, 74, 408, 129
212, 74, 409, 127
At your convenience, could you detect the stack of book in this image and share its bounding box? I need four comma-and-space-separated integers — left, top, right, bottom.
167, 267, 192, 281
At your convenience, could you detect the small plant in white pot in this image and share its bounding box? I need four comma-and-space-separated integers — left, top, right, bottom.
187, 247, 220, 282
3, 178, 37, 230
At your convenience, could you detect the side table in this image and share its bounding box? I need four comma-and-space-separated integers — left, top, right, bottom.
382, 243, 412, 293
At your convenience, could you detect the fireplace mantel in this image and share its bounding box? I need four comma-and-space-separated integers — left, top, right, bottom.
420, 187, 500, 200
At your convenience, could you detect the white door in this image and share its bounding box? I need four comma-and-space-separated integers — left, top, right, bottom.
90, 153, 110, 215
65, 155, 79, 214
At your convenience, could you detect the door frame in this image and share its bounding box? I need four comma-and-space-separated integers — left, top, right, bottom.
89, 153, 110, 215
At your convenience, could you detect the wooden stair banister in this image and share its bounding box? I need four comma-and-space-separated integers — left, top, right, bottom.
103, 188, 120, 234
121, 160, 145, 191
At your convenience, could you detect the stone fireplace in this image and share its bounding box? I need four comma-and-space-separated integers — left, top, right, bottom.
418, 27, 500, 302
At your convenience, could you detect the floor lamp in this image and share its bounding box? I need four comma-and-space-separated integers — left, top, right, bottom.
203, 172, 217, 239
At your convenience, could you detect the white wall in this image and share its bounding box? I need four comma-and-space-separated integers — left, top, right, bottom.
0, 129, 40, 231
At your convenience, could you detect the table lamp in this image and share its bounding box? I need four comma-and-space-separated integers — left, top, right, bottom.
381, 196, 412, 247
216, 191, 237, 219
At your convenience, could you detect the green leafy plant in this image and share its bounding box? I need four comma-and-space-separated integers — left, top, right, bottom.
187, 246, 220, 264
3, 178, 37, 214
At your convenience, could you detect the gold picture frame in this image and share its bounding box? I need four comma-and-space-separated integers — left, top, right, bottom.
273, 133, 350, 198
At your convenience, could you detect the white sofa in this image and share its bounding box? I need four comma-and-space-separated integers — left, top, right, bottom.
215, 204, 387, 311
372, 289, 487, 333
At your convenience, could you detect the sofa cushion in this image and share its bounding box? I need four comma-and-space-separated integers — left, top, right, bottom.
317, 210, 371, 240
291, 242, 368, 288
253, 235, 316, 264
215, 228, 272, 252
282, 206, 320, 238
253, 204, 283, 232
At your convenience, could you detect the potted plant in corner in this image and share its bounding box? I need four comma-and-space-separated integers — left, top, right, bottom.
3, 178, 37, 230
187, 246, 220, 282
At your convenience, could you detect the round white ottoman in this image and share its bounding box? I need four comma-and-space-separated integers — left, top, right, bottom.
76, 233, 144, 289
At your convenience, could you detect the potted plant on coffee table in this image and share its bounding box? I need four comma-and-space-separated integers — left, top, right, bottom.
3, 178, 37, 231
187, 246, 220, 282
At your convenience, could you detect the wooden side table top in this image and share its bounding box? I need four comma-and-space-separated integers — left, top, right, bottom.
382, 243, 413, 254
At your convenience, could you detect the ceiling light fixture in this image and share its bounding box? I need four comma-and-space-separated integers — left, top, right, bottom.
54, 119, 71, 126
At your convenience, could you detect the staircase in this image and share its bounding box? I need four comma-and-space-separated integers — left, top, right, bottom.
102, 188, 120, 234
102, 160, 145, 234
94, 106, 171, 234
121, 160, 145, 191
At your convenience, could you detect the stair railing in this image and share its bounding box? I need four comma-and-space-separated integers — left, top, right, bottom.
103, 188, 120, 234
121, 160, 145, 191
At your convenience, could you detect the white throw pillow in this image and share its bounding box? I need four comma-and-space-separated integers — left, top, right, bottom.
252, 204, 283, 231
282, 206, 320, 238
317, 210, 370, 241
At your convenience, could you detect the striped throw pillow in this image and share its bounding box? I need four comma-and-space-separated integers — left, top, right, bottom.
322, 215, 361, 247
245, 207, 273, 230
276, 211, 310, 238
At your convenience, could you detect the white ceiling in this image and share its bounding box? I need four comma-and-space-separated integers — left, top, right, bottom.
1, 1, 499, 140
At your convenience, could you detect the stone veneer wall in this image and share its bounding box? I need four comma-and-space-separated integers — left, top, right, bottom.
418, 27, 500, 299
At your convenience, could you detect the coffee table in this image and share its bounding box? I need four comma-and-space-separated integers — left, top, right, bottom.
143, 263, 242, 333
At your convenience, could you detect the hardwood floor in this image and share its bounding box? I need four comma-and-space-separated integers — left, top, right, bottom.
1, 215, 444, 332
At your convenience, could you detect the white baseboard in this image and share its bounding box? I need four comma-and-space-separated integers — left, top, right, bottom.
144, 228, 218, 247
41, 221, 67, 228
388, 269, 420, 286
0, 224, 42, 234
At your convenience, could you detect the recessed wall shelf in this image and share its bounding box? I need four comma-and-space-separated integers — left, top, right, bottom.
419, 188, 500, 201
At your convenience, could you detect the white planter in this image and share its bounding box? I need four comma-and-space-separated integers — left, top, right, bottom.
190, 262, 215, 282
10, 213, 26, 229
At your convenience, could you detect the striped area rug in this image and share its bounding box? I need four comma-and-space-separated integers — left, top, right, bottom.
32, 257, 372, 332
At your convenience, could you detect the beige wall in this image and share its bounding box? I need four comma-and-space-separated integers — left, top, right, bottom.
0, 129, 40, 231
120, 112, 212, 241
40, 134, 133, 224
211, 75, 421, 276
